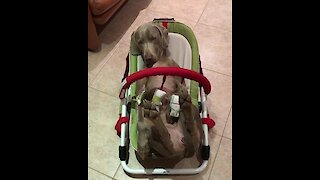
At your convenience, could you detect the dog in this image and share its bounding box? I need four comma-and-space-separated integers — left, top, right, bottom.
136, 58, 204, 168
130, 22, 169, 68
132, 22, 204, 168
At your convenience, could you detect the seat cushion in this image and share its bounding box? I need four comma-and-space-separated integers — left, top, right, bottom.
167, 33, 192, 90
89, 0, 120, 16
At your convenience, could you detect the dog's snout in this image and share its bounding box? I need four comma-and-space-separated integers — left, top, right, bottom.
144, 57, 152, 62
143, 52, 153, 60
143, 53, 156, 68
145, 59, 155, 68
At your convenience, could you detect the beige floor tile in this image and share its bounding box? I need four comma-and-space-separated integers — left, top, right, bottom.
203, 69, 232, 136
209, 137, 232, 180
88, 168, 113, 180
223, 109, 232, 139
88, 87, 122, 177
147, 0, 209, 23
114, 134, 222, 180
90, 43, 129, 97
120, 9, 198, 46
209, 116, 227, 138
199, 0, 232, 32
88, 43, 115, 69
89, 43, 120, 85
194, 23, 232, 76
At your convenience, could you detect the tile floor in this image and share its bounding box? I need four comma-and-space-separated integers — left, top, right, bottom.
88, 0, 232, 179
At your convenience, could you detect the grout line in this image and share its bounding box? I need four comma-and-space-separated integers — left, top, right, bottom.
220, 107, 232, 140
223, 136, 232, 140
207, 106, 232, 178
197, 21, 232, 33
143, 1, 232, 33
207, 134, 224, 179
88, 166, 114, 179
208, 135, 232, 179
97, 42, 121, 65
112, 164, 121, 179
202, 67, 232, 77
88, 86, 119, 99
211, 131, 226, 137
222, 106, 232, 140
192, 0, 232, 33
89, 42, 122, 86
194, 0, 211, 28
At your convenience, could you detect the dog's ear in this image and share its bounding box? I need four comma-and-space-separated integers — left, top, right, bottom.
154, 24, 169, 49
130, 31, 141, 55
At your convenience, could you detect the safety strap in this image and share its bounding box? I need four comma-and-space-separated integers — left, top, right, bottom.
201, 115, 215, 129
115, 116, 130, 137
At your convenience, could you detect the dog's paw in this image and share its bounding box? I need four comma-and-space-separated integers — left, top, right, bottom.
142, 100, 159, 119
175, 87, 191, 105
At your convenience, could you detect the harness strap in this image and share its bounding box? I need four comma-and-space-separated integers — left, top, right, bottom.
160, 75, 167, 90
181, 77, 185, 84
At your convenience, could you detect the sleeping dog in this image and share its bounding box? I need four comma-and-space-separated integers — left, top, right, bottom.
131, 22, 204, 167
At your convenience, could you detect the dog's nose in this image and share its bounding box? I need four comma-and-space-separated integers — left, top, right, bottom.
143, 52, 152, 59
144, 58, 156, 68
144, 58, 152, 62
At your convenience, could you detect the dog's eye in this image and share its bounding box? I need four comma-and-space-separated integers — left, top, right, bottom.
138, 40, 143, 44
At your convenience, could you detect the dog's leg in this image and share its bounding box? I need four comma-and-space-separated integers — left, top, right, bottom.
142, 99, 176, 155
137, 105, 154, 160
178, 113, 195, 157
176, 85, 204, 162
137, 120, 152, 160
180, 103, 204, 163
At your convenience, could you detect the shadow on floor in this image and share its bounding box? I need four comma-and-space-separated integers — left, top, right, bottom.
96, 0, 152, 46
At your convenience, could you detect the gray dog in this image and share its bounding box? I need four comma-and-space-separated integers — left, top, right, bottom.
131, 22, 204, 168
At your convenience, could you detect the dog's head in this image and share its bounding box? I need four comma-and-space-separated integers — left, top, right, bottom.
131, 22, 169, 68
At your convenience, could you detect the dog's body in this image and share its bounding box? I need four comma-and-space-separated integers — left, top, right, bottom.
132, 22, 204, 168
